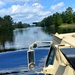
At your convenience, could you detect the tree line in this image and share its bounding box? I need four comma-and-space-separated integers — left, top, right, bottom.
14, 21, 30, 28
0, 7, 75, 35
0, 15, 30, 35
37, 7, 75, 27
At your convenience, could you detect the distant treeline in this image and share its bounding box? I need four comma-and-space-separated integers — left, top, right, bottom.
13, 21, 30, 28
0, 7, 75, 35
0, 15, 30, 35
37, 7, 75, 27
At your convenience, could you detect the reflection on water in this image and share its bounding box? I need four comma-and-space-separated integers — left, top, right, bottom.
12, 27, 52, 49
0, 32, 14, 50
0, 27, 75, 51
42, 27, 75, 35
0, 27, 52, 51
57, 27, 75, 33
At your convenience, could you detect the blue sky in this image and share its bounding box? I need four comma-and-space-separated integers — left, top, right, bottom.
0, 0, 75, 24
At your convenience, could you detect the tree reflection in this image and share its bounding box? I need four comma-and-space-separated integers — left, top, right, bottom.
0, 31, 14, 51
42, 27, 75, 35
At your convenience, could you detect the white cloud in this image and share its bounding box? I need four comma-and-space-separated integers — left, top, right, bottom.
0, 2, 50, 24
73, 8, 75, 12
0, 1, 5, 8
26, 14, 33, 19
0, 1, 66, 24
32, 3, 43, 9
1, 0, 41, 4
11, 3, 44, 15
11, 5, 21, 14
50, 2, 64, 11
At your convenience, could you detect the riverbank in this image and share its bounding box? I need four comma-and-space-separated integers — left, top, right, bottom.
59, 23, 75, 28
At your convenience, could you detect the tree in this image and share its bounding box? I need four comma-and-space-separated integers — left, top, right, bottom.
45, 16, 54, 27
53, 12, 63, 27
0, 17, 4, 31
0, 15, 14, 35
73, 12, 75, 23
16, 21, 24, 28
39, 16, 54, 27
3, 15, 14, 33
39, 18, 47, 27
48, 16, 54, 25
61, 12, 66, 23
65, 7, 73, 24
66, 7, 73, 13
15, 21, 30, 28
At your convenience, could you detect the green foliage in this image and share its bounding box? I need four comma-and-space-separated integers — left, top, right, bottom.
14, 21, 30, 28
0, 15, 14, 35
65, 7, 73, 24
53, 12, 63, 27
37, 7, 75, 28
61, 12, 66, 23
0, 6, 75, 31
73, 12, 75, 23
0, 15, 30, 35
16, 21, 23, 28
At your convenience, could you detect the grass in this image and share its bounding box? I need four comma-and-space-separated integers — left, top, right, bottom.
59, 23, 75, 28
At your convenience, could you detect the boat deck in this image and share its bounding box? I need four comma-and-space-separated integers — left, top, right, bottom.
54, 33, 75, 47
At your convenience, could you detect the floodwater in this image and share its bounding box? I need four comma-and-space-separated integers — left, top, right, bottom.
0, 27, 53, 75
